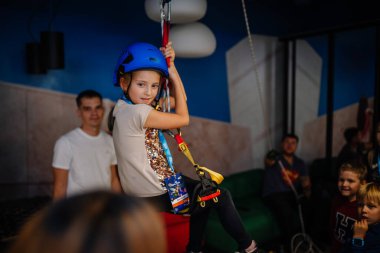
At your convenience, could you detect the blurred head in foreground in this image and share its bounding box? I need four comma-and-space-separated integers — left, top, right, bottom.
8, 191, 166, 253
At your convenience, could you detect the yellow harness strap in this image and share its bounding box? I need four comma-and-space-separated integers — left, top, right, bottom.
165, 129, 224, 185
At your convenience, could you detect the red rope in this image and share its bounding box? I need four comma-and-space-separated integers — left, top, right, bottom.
162, 20, 171, 67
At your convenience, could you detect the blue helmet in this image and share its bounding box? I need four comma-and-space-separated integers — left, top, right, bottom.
113, 42, 169, 86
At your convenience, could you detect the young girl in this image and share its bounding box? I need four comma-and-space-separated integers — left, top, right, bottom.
344, 182, 380, 252
111, 42, 257, 253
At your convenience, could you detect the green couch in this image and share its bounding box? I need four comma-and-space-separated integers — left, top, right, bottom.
204, 169, 281, 252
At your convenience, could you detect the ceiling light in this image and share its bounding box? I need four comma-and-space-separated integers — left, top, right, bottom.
170, 22, 216, 58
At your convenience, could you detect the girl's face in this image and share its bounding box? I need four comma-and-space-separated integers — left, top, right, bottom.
338, 170, 362, 202
358, 198, 380, 225
121, 70, 161, 105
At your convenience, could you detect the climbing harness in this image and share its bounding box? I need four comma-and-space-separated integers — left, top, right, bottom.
164, 129, 224, 212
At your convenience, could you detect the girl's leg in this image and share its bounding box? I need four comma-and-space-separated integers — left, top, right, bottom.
184, 176, 210, 252
214, 188, 254, 252
184, 176, 255, 252
187, 207, 211, 252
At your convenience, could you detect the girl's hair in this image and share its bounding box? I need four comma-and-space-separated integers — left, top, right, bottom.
339, 161, 367, 181
8, 191, 166, 253
120, 72, 132, 85
357, 182, 380, 205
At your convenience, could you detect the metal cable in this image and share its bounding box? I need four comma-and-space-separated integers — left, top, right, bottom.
241, 0, 273, 151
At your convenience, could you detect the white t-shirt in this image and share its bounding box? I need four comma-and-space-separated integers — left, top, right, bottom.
52, 128, 117, 197
112, 99, 167, 197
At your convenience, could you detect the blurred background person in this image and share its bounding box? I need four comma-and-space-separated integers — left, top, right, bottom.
262, 133, 311, 253
336, 127, 366, 176
52, 90, 121, 200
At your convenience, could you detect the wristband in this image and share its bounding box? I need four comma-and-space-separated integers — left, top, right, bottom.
352, 238, 365, 247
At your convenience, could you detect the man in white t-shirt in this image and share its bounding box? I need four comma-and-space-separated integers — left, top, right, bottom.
52, 90, 122, 200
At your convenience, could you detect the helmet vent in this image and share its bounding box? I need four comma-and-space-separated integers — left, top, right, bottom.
122, 54, 134, 64
149, 57, 158, 62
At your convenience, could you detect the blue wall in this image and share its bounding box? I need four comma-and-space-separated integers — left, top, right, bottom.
307, 28, 376, 116
0, 2, 248, 122
0, 2, 376, 122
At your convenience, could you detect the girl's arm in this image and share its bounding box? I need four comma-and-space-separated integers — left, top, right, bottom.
145, 42, 189, 130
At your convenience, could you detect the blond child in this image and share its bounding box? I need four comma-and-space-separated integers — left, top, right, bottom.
329, 162, 367, 253
345, 182, 380, 252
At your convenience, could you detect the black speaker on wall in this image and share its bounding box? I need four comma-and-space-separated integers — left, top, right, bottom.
40, 31, 65, 69
25, 42, 46, 74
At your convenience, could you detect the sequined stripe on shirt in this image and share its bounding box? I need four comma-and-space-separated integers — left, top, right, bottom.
145, 128, 175, 189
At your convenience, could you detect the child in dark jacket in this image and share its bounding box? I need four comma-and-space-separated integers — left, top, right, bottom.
329, 162, 367, 253
342, 182, 380, 253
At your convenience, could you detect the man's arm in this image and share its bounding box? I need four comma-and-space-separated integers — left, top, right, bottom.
110, 165, 122, 193
52, 168, 68, 200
